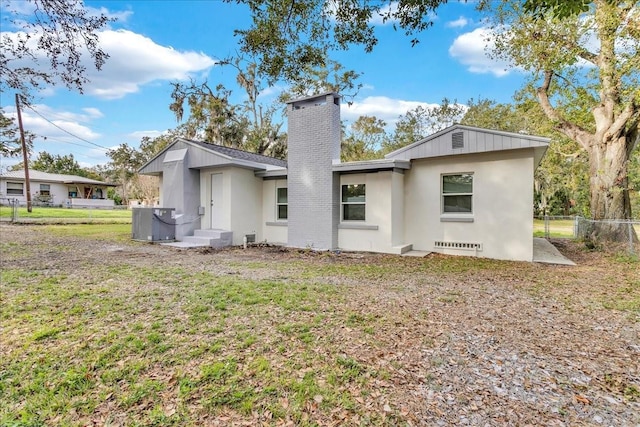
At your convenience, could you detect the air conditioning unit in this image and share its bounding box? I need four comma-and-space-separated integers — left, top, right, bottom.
132, 207, 176, 242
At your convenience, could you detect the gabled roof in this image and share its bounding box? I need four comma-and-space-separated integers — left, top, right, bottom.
0, 170, 116, 186
385, 124, 550, 164
184, 139, 287, 168
139, 138, 287, 175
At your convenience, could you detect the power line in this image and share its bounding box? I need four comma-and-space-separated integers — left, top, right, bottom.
39, 135, 109, 152
32, 107, 96, 125
23, 103, 111, 150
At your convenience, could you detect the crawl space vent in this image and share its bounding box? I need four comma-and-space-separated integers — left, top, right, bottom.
434, 241, 482, 251
452, 132, 464, 149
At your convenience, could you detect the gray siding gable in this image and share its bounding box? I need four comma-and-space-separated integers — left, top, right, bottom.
384, 124, 550, 161
139, 138, 287, 175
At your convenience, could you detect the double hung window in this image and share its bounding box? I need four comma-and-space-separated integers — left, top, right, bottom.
40, 184, 51, 196
276, 188, 288, 220
6, 182, 23, 195
442, 174, 473, 214
341, 184, 366, 221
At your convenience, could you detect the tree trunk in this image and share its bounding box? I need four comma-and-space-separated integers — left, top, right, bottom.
587, 134, 637, 243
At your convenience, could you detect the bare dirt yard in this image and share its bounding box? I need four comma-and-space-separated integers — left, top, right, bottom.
1, 223, 639, 426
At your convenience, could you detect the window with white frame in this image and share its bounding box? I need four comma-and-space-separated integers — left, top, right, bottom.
276, 187, 288, 220
442, 174, 473, 214
6, 182, 23, 195
341, 184, 366, 221
39, 184, 51, 196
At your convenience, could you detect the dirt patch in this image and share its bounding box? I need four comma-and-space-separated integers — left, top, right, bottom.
1, 224, 639, 426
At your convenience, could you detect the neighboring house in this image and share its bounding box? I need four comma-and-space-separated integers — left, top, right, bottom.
139, 93, 549, 261
0, 170, 117, 208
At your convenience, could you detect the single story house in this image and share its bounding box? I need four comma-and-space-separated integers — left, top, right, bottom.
0, 170, 117, 208
139, 92, 549, 261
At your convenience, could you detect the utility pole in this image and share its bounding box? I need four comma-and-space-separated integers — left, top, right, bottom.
15, 93, 32, 212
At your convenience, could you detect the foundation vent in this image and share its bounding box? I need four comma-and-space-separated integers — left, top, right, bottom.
434, 241, 482, 251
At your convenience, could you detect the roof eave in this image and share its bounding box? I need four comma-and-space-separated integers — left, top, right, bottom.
255, 168, 288, 178
332, 159, 411, 173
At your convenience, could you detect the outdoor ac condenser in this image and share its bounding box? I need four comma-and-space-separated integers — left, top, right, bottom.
132, 207, 176, 242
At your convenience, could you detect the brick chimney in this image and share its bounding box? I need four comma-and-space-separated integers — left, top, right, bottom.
286, 93, 341, 250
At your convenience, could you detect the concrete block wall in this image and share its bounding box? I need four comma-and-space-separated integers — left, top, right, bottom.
286, 93, 341, 250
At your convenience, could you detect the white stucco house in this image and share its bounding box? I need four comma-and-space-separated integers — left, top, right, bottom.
0, 170, 117, 208
138, 93, 549, 261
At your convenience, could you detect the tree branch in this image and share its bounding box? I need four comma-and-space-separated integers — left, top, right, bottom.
574, 44, 599, 66
606, 102, 637, 141
537, 70, 592, 149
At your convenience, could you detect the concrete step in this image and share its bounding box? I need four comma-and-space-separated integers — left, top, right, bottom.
175, 229, 234, 249
194, 229, 225, 238
193, 229, 233, 246
182, 235, 216, 246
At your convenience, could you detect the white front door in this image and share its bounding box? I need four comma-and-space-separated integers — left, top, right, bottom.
210, 173, 223, 229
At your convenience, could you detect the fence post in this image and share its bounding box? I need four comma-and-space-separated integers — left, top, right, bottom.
574, 216, 580, 238
12, 198, 17, 222
629, 221, 634, 255
544, 215, 549, 239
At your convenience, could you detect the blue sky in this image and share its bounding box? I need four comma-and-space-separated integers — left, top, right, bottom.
1, 0, 526, 170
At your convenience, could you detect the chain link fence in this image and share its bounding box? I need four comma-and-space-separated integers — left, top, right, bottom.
538, 215, 640, 255
0, 198, 19, 221
574, 216, 639, 255
0, 198, 131, 224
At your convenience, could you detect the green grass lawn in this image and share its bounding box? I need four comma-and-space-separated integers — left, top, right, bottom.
533, 219, 575, 238
1, 223, 639, 426
0, 206, 132, 223
42, 223, 133, 242
533, 219, 640, 238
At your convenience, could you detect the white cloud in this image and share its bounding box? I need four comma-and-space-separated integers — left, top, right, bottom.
448, 27, 514, 77
342, 96, 440, 125
2, 104, 102, 149
0, 3, 132, 32
82, 108, 104, 119
86, 6, 133, 23
369, 2, 400, 25
1, 28, 217, 99
83, 30, 217, 99
3, 104, 108, 166
446, 16, 469, 29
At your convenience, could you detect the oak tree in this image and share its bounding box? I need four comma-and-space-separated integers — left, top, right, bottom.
342, 116, 388, 162
488, 0, 639, 240
231, 0, 446, 84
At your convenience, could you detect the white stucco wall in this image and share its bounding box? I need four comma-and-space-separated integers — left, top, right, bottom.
199, 167, 263, 246
0, 180, 111, 207
391, 172, 405, 247
262, 178, 288, 244
338, 171, 405, 253
0, 180, 68, 205
403, 150, 535, 261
